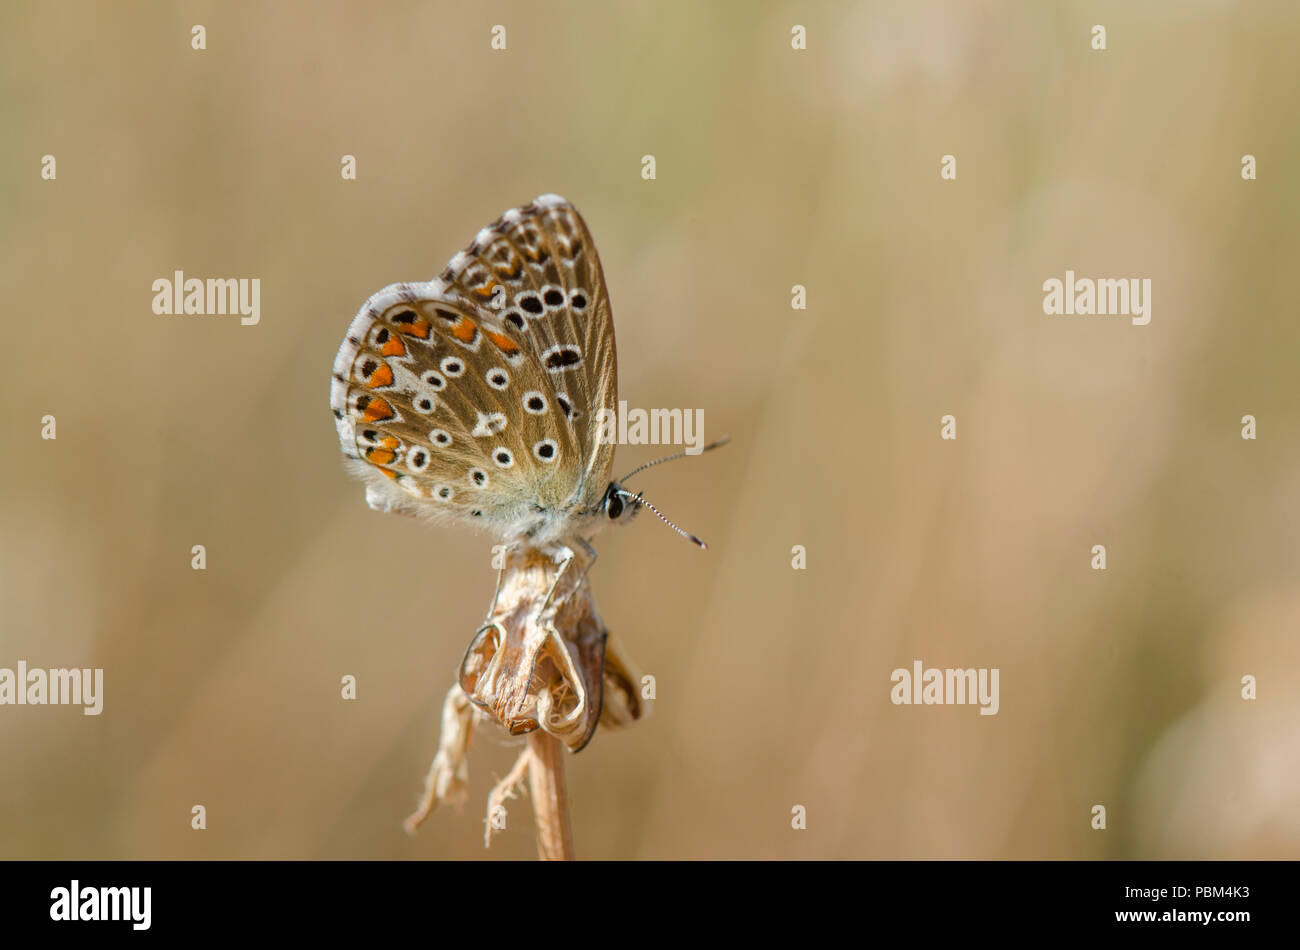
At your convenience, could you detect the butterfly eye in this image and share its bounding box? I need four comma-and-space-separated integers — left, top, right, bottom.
606, 495, 625, 520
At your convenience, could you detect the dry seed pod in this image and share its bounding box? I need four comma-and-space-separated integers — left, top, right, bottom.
406, 545, 647, 840
459, 545, 645, 751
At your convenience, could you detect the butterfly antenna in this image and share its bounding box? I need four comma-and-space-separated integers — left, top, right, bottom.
617, 435, 731, 484
616, 490, 708, 549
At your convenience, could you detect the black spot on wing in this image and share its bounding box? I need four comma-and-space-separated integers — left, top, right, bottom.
544, 347, 582, 370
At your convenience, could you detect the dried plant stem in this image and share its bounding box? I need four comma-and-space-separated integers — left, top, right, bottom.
526, 731, 575, 860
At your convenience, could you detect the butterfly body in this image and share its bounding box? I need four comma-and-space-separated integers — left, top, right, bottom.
330, 195, 627, 551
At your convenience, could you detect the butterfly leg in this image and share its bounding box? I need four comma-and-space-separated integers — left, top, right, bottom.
534, 539, 591, 617
533, 537, 601, 621
574, 536, 599, 582
535, 545, 576, 619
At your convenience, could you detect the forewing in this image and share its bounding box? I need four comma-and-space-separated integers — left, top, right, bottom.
430, 195, 618, 505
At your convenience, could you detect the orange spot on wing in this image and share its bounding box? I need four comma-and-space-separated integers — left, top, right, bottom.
360, 396, 395, 422
485, 329, 520, 354
366, 364, 394, 388
398, 319, 431, 339
450, 317, 478, 343
472, 281, 500, 299
381, 336, 407, 357
366, 447, 397, 465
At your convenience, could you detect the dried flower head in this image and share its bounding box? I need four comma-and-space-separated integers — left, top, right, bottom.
404, 545, 648, 856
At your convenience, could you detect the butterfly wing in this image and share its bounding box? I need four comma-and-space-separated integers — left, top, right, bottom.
330, 195, 618, 536
430, 195, 618, 507
330, 285, 582, 530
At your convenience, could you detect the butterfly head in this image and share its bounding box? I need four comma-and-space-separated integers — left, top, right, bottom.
600, 480, 641, 526
596, 437, 731, 548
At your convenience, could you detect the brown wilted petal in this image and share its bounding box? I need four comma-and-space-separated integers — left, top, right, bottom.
458, 546, 624, 752
598, 635, 649, 730
404, 684, 477, 833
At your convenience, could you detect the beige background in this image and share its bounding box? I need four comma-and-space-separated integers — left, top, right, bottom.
2, 1, 1298, 860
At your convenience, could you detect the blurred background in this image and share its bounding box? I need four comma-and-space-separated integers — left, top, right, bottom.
2, 0, 1298, 860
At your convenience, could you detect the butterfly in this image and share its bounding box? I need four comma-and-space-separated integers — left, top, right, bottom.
330, 194, 720, 589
